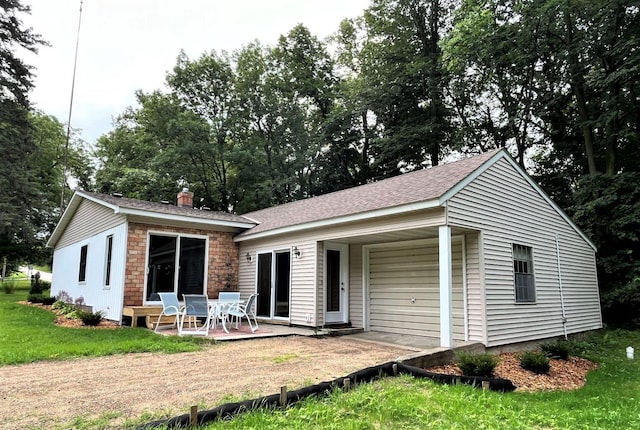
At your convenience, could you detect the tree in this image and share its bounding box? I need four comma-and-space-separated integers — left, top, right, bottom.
0, 1, 45, 267
362, 0, 455, 175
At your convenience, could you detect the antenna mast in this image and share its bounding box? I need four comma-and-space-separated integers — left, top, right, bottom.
60, 0, 84, 213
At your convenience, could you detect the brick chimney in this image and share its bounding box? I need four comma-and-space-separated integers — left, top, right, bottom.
177, 188, 194, 208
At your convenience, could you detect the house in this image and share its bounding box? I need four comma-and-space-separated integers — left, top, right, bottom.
47, 149, 602, 347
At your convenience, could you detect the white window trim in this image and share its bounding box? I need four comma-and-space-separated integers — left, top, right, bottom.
513, 243, 536, 304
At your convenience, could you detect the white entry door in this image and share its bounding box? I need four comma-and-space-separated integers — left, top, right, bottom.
324, 243, 349, 324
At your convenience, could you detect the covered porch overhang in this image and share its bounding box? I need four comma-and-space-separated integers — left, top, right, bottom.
320, 224, 479, 349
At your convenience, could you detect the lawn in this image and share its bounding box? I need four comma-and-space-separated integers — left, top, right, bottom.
194, 330, 640, 430
0, 283, 208, 366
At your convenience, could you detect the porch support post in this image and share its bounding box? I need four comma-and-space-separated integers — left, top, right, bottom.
439, 225, 453, 348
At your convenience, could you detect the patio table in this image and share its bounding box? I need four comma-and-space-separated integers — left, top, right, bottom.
208, 300, 244, 333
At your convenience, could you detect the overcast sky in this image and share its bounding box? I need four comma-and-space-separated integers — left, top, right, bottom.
24, 0, 370, 144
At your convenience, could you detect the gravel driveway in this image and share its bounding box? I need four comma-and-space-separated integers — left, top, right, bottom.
0, 336, 407, 429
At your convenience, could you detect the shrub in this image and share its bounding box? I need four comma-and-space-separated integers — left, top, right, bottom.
2, 280, 16, 294
520, 351, 551, 374
541, 340, 570, 360
41, 296, 57, 305
52, 300, 78, 318
27, 294, 46, 303
78, 310, 105, 326
457, 352, 499, 377
29, 273, 44, 294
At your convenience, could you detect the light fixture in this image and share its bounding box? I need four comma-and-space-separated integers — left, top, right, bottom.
292, 246, 301, 259
246, 252, 253, 263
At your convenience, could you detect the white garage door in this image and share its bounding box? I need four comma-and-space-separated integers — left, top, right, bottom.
368, 239, 465, 339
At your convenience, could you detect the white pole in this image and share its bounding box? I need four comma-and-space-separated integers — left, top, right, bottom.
555, 235, 568, 340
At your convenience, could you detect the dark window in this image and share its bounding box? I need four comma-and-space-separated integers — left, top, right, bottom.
78, 245, 88, 282
105, 235, 113, 286
145, 234, 206, 301
513, 244, 535, 303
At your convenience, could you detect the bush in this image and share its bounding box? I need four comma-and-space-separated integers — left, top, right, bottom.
519, 351, 551, 374
27, 294, 46, 303
2, 280, 16, 294
457, 352, 499, 377
29, 273, 44, 294
541, 340, 570, 360
52, 300, 78, 318
41, 296, 57, 305
78, 310, 105, 326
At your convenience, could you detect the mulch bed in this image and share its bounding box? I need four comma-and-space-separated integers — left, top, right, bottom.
20, 301, 120, 329
427, 352, 599, 392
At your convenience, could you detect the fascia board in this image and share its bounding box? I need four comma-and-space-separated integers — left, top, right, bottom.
118, 207, 255, 229
439, 149, 597, 252
235, 199, 441, 242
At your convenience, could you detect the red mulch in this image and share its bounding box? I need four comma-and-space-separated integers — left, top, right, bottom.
427, 352, 599, 392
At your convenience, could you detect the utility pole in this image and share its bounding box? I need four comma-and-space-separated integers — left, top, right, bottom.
60, 0, 85, 213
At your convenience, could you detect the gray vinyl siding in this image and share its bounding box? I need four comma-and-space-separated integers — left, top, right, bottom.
238, 236, 317, 326
367, 239, 464, 340
238, 208, 445, 328
447, 158, 602, 347
51, 223, 127, 321
349, 244, 363, 328
56, 200, 125, 249
465, 232, 485, 343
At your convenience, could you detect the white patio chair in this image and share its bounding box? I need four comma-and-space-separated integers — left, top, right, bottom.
216, 291, 241, 333
154, 292, 182, 332
179, 294, 211, 336
225, 293, 259, 333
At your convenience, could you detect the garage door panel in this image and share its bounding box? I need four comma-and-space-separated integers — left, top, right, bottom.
368, 240, 465, 339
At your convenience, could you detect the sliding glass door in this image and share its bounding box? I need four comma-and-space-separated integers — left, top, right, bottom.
146, 234, 206, 301
256, 250, 291, 319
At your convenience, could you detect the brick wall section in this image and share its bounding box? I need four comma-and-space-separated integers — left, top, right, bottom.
123, 222, 239, 306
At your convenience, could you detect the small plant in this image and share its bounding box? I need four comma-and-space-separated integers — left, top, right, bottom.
541, 340, 570, 360
52, 300, 79, 318
78, 310, 105, 326
520, 351, 551, 374
74, 296, 86, 306
41, 296, 57, 305
457, 352, 499, 377
56, 290, 73, 303
2, 280, 16, 294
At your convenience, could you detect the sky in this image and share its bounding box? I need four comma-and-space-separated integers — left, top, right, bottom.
24, 0, 371, 144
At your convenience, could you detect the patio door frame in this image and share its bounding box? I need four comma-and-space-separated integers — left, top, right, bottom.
255, 248, 292, 321
324, 242, 349, 324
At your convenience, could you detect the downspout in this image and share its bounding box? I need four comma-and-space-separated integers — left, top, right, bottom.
555, 235, 568, 340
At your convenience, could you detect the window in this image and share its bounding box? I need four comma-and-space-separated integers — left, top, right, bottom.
105, 235, 113, 287
78, 245, 88, 283
513, 244, 535, 303
145, 234, 206, 301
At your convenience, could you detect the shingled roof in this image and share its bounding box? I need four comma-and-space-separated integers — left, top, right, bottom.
238, 149, 502, 239
79, 191, 253, 224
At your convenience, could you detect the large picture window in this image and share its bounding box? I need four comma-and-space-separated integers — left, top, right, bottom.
78, 244, 88, 283
513, 244, 535, 303
145, 234, 206, 301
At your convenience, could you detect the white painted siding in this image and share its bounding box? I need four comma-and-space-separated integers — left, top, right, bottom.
56, 199, 125, 248
447, 158, 602, 346
366, 239, 464, 340
51, 223, 127, 321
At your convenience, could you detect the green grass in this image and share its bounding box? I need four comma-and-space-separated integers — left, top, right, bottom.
0, 286, 209, 366
194, 329, 640, 430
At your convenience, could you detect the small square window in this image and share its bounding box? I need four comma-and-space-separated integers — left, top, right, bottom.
78, 245, 88, 283
513, 244, 535, 303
